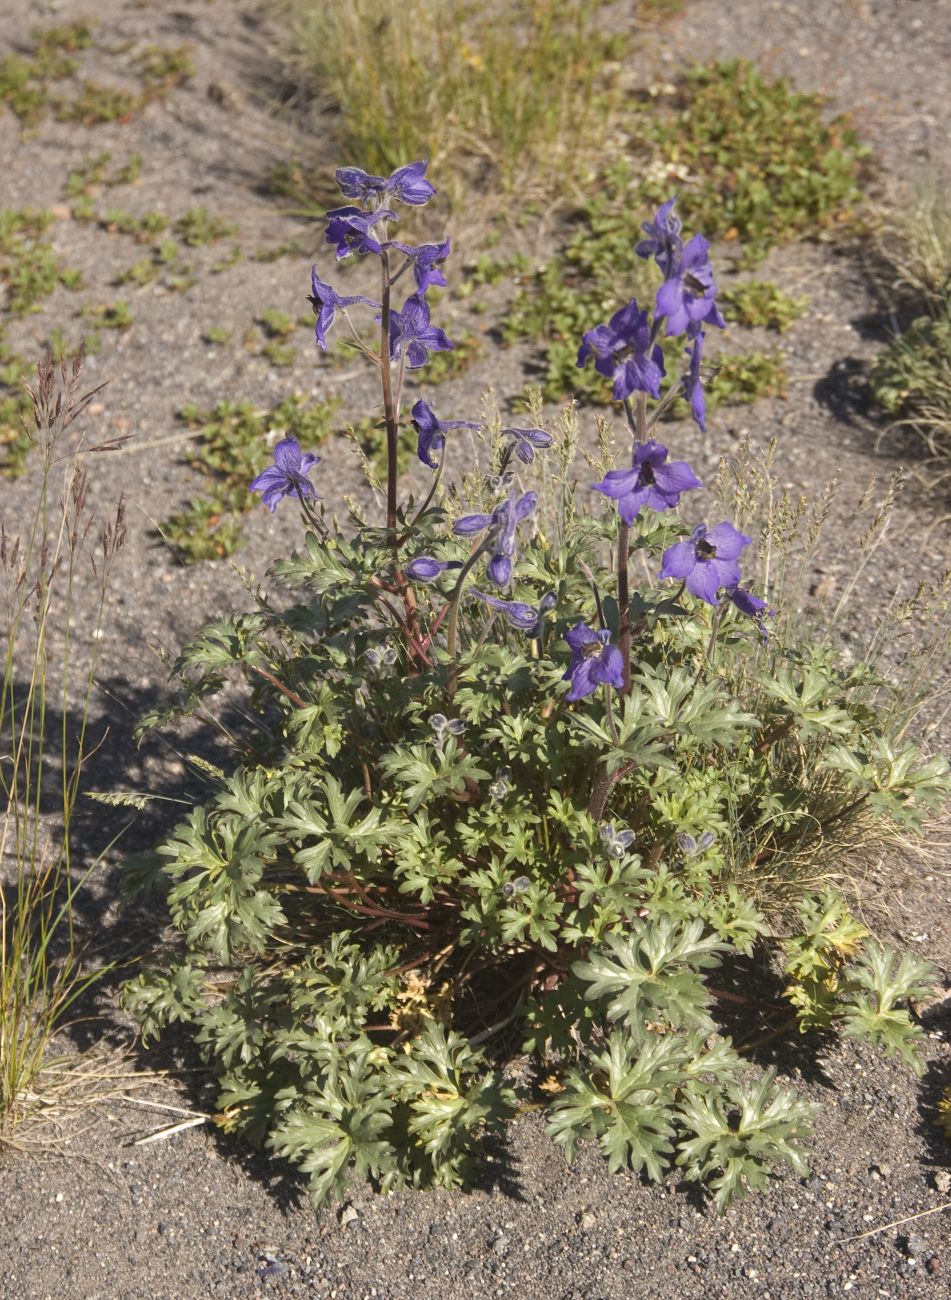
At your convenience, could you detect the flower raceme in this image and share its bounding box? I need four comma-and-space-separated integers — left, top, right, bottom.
654, 233, 726, 338
468, 589, 543, 631
324, 206, 396, 259
387, 239, 452, 294
501, 426, 554, 465
636, 197, 726, 340
404, 556, 463, 582
593, 438, 702, 525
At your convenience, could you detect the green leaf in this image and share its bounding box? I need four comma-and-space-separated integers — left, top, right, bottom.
676, 1070, 817, 1212
573, 917, 728, 1033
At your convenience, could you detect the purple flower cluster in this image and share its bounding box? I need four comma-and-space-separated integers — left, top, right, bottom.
577, 198, 725, 429
307, 160, 457, 370
453, 492, 538, 589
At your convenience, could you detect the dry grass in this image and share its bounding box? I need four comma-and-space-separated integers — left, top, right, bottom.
279, 0, 627, 208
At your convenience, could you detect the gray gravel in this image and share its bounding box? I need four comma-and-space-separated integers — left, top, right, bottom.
1, 1, 950, 1296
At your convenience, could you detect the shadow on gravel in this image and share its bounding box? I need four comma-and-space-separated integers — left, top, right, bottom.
711, 949, 839, 1088
914, 992, 951, 1172
813, 356, 873, 425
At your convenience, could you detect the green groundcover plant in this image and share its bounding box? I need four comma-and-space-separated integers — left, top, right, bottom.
123, 165, 948, 1213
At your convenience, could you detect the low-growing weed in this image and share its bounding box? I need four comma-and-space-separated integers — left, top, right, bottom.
0, 209, 80, 316
0, 331, 32, 475
159, 395, 341, 561
84, 301, 134, 331
0, 23, 94, 124
634, 61, 869, 263
869, 182, 951, 478
54, 81, 139, 126
721, 281, 808, 332
64, 150, 143, 198
174, 206, 236, 247
134, 45, 195, 93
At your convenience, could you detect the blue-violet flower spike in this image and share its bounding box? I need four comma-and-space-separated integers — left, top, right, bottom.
593, 438, 702, 525
387, 239, 451, 294
658, 522, 752, 605
725, 584, 773, 642
683, 328, 707, 432
634, 197, 684, 275
563, 623, 625, 701
308, 267, 379, 350
453, 491, 537, 590
250, 437, 320, 513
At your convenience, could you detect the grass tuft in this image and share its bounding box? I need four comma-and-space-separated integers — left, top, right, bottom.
1, 350, 126, 1132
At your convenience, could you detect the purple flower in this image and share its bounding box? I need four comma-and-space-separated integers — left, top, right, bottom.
405, 555, 463, 582
387, 239, 451, 293
453, 491, 537, 589
593, 438, 702, 525
325, 206, 396, 259
501, 426, 553, 464
250, 437, 320, 513
563, 623, 625, 702
683, 327, 707, 432
307, 267, 379, 350
388, 294, 454, 369
658, 522, 752, 605
577, 299, 666, 402
468, 589, 541, 631
334, 161, 436, 208
655, 234, 726, 338
634, 198, 684, 275
412, 398, 478, 470
725, 584, 772, 642
678, 831, 716, 856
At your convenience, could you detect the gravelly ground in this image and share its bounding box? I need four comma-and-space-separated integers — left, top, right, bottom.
1, 1, 950, 1297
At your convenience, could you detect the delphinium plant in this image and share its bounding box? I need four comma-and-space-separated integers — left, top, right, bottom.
123, 164, 948, 1212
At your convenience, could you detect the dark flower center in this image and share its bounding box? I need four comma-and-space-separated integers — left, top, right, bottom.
638, 463, 656, 486
696, 538, 717, 559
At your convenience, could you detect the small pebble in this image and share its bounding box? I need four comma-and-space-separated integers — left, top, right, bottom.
338, 1205, 359, 1229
